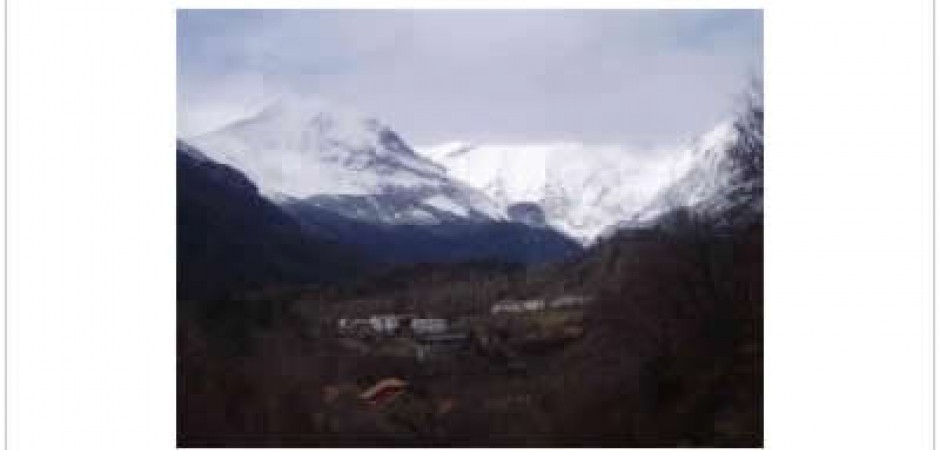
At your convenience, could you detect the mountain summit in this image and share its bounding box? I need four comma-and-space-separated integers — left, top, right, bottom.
191, 95, 503, 225
417, 124, 739, 244
192, 95, 441, 197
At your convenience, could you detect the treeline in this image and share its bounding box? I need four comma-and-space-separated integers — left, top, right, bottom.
538, 221, 763, 446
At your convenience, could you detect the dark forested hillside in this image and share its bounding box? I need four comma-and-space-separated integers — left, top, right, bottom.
178, 218, 762, 447
282, 199, 581, 266
176, 140, 370, 301
547, 222, 763, 446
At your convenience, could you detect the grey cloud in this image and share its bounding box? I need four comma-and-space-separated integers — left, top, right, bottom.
178, 9, 762, 146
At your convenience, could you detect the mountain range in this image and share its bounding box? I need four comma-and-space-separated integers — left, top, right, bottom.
178, 91, 763, 447
180, 93, 761, 282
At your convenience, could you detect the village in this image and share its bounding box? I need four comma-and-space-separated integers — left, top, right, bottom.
319, 294, 593, 417
333, 295, 590, 356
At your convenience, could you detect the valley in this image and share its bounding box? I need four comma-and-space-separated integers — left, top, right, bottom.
177, 86, 763, 447
178, 222, 763, 447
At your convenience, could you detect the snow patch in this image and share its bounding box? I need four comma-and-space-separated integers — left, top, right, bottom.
417, 139, 701, 244
423, 195, 468, 217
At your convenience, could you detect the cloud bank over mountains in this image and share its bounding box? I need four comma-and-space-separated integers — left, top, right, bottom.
178, 9, 762, 147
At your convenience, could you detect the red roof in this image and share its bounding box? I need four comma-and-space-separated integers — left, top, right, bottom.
359, 378, 407, 406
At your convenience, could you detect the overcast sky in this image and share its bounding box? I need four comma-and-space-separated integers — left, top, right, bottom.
178, 9, 762, 146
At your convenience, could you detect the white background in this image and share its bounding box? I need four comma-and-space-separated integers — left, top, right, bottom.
3, 0, 934, 449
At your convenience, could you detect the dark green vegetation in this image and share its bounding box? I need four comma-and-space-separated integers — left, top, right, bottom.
178, 220, 762, 447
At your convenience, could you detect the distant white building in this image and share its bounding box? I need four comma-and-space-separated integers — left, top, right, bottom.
522, 299, 546, 311
548, 295, 590, 308
369, 315, 401, 335
491, 295, 590, 314
491, 299, 544, 314
337, 318, 373, 335
411, 318, 448, 335
490, 301, 525, 314
338, 314, 452, 336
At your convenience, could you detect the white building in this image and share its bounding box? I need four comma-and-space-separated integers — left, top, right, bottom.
369, 315, 401, 335
490, 301, 524, 314
548, 295, 590, 308
522, 299, 546, 311
491, 295, 591, 314
411, 318, 448, 335
491, 298, 545, 314
338, 314, 452, 337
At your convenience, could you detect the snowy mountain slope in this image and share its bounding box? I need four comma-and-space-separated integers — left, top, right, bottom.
628, 122, 739, 222
631, 94, 763, 230
189, 95, 504, 225
610, 97, 763, 235
188, 92, 757, 246
417, 140, 698, 244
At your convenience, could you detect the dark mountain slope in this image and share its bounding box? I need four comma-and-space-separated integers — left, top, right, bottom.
176, 140, 370, 301
281, 199, 581, 266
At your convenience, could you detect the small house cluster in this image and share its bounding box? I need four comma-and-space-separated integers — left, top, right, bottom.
489, 295, 591, 315
337, 314, 450, 337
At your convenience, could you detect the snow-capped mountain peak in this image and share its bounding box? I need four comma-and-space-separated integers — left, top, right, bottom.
189, 96, 504, 225
249, 96, 415, 160
417, 119, 751, 244
417, 140, 691, 244
619, 100, 763, 232
192, 95, 447, 197
641, 120, 738, 215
